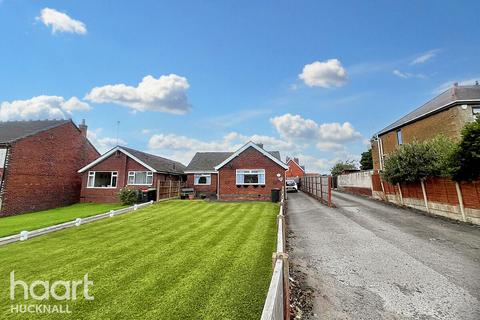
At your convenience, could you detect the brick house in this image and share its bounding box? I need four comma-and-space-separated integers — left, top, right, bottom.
185, 141, 288, 201
372, 84, 480, 171
0, 119, 99, 216
78, 146, 186, 203
285, 157, 305, 180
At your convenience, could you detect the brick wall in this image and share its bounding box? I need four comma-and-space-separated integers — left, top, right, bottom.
218, 147, 285, 201
372, 105, 477, 170
0, 122, 99, 216
286, 160, 304, 178
186, 173, 218, 196
80, 151, 179, 203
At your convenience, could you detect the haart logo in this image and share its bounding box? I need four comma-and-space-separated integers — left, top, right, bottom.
9, 271, 94, 314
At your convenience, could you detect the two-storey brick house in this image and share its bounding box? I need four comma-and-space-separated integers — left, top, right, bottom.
372, 84, 480, 171
0, 119, 99, 216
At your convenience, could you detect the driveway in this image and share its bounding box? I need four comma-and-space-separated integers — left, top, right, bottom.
287, 191, 480, 320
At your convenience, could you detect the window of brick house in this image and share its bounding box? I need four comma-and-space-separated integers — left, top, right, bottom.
194, 174, 211, 185
0, 149, 6, 168
396, 129, 403, 145
128, 171, 153, 185
236, 169, 265, 185
87, 171, 118, 188
473, 106, 480, 118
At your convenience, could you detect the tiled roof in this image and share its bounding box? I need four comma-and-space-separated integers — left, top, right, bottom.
0, 120, 70, 144
377, 85, 480, 136
121, 146, 186, 174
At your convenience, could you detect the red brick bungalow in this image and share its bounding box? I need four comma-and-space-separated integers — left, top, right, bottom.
0, 119, 99, 216
78, 146, 185, 203
185, 141, 288, 201
285, 157, 305, 180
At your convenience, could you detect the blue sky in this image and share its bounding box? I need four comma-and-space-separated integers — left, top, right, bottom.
1, 1, 479, 172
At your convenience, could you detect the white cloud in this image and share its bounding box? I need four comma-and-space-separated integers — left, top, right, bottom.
148, 132, 295, 154
0, 95, 91, 121
270, 113, 362, 142
316, 142, 345, 152
270, 113, 318, 139
299, 59, 347, 88
410, 49, 438, 65
87, 128, 127, 153
85, 74, 191, 115
393, 69, 427, 79
37, 8, 87, 34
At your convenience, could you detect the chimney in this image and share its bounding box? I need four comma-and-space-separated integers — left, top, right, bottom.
294, 157, 299, 164
79, 119, 87, 137
256, 143, 264, 149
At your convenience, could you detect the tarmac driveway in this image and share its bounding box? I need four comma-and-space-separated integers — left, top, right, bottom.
287, 191, 480, 319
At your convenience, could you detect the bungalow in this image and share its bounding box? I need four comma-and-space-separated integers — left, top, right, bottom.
185, 141, 288, 201
78, 146, 186, 203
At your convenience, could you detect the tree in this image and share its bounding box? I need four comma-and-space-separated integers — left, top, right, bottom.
360, 149, 373, 170
381, 136, 456, 184
330, 160, 357, 176
450, 117, 480, 181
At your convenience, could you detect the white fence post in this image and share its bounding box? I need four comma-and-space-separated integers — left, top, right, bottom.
20, 231, 29, 241
75, 218, 82, 227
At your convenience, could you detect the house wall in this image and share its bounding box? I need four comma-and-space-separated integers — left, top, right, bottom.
186, 173, 218, 197
286, 160, 304, 179
0, 122, 99, 216
218, 147, 286, 201
372, 104, 477, 170
80, 151, 180, 203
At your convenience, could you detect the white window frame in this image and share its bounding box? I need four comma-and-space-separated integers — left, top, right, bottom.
194, 174, 211, 185
473, 106, 480, 118
396, 129, 403, 145
87, 171, 118, 189
127, 171, 154, 186
236, 169, 266, 185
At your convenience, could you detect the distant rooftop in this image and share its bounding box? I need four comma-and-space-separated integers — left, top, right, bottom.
376, 84, 480, 136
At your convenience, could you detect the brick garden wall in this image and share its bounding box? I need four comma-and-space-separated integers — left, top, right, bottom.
218, 147, 285, 201
0, 122, 99, 216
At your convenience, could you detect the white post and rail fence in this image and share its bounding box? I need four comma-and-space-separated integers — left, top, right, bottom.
261, 189, 290, 320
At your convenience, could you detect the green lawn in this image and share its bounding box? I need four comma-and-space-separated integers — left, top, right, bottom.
0, 203, 125, 238
0, 200, 278, 320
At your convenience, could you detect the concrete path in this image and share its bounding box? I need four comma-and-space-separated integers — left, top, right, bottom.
287, 191, 480, 320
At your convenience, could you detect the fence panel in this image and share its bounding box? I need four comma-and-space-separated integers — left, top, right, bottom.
299, 175, 332, 207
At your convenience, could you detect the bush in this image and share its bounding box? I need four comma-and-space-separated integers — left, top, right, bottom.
450, 117, 480, 181
381, 135, 456, 184
119, 188, 138, 205
330, 160, 357, 176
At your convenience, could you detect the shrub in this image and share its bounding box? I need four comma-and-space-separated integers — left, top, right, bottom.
381, 136, 456, 184
331, 160, 357, 176
450, 117, 480, 181
119, 188, 138, 205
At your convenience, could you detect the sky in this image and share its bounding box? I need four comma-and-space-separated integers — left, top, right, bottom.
0, 1, 479, 173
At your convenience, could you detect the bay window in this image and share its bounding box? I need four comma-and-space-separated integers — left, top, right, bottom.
87, 171, 118, 188
194, 174, 211, 185
128, 171, 154, 185
236, 169, 265, 185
